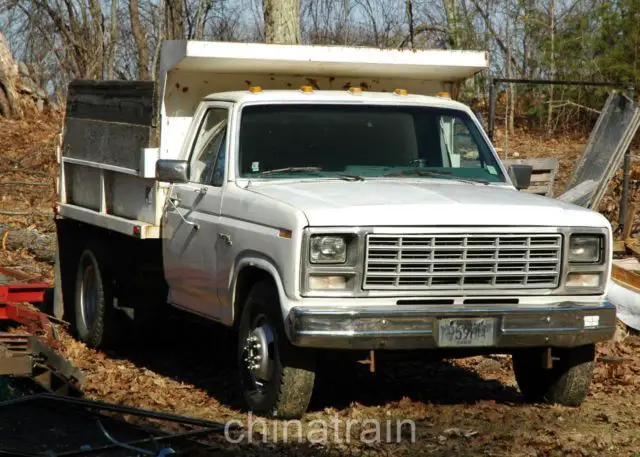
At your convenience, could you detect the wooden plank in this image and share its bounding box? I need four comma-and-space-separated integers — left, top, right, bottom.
622, 202, 637, 240
66, 80, 156, 127
612, 260, 640, 292
524, 185, 551, 195
614, 240, 627, 253
504, 157, 558, 170
530, 172, 552, 182
624, 239, 640, 257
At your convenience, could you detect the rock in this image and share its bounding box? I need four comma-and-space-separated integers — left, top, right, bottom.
36, 87, 46, 99
476, 358, 503, 373
18, 61, 29, 77
37, 98, 44, 112
19, 75, 35, 94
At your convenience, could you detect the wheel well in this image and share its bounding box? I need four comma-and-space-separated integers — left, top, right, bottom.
233, 266, 277, 326
55, 218, 167, 316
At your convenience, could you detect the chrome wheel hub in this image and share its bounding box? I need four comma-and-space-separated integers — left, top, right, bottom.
243, 320, 274, 386
80, 262, 99, 329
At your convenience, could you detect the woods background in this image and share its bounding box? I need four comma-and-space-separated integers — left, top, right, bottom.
1, 0, 639, 137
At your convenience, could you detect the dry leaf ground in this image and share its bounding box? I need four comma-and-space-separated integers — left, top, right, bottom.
1, 113, 640, 456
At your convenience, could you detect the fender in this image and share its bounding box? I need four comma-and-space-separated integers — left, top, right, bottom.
230, 253, 297, 339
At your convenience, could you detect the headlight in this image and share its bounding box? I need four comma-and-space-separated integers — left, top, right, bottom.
569, 235, 601, 263
310, 236, 347, 263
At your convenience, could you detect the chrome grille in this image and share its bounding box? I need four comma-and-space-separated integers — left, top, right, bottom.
364, 233, 562, 290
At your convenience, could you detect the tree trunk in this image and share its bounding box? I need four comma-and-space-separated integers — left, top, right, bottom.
547, 0, 555, 136
263, 0, 301, 44
0, 32, 22, 119
165, 0, 185, 40
443, 0, 458, 48
0, 225, 56, 263
106, 0, 119, 79
130, 0, 149, 79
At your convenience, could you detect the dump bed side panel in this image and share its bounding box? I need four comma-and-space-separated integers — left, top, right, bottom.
60, 81, 163, 230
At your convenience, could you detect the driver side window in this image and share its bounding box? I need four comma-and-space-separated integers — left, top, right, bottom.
189, 108, 228, 185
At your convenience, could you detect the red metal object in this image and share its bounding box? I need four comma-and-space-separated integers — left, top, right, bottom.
0, 266, 55, 347
0, 266, 50, 305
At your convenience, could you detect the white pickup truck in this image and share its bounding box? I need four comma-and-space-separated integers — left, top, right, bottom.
54, 40, 616, 418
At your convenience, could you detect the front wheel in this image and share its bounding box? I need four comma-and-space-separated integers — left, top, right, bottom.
237, 281, 315, 419
512, 344, 596, 406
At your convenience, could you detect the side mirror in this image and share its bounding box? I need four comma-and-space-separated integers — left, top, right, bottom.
156, 159, 188, 183
508, 164, 533, 190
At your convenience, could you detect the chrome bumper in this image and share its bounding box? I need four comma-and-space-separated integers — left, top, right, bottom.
288, 301, 617, 350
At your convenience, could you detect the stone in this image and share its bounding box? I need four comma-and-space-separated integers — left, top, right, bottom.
18, 61, 29, 77
19, 75, 34, 94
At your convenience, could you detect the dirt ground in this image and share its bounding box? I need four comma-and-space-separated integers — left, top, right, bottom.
1, 113, 640, 456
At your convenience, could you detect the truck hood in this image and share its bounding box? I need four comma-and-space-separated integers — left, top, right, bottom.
246, 179, 609, 228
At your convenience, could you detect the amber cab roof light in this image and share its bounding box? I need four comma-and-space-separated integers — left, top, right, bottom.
248, 85, 263, 93
393, 88, 408, 96
300, 85, 314, 93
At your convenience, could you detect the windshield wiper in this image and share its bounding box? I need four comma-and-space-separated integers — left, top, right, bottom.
383, 169, 489, 185
339, 174, 365, 181
259, 166, 322, 175
383, 169, 453, 178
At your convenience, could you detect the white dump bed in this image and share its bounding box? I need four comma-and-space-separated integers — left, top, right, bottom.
159, 40, 489, 158
57, 40, 489, 239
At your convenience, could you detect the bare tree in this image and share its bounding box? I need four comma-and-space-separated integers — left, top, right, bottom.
0, 31, 22, 118
264, 0, 301, 44
165, 0, 185, 40
130, 0, 149, 79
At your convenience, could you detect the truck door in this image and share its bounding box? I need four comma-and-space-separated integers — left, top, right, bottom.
162, 103, 231, 321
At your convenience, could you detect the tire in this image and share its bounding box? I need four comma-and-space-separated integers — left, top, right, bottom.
237, 280, 315, 419
512, 344, 596, 407
52, 250, 64, 319
74, 245, 121, 349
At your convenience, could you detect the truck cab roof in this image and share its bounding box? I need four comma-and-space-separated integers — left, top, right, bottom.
204, 89, 472, 112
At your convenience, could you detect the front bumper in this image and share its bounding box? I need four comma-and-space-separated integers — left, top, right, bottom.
288, 301, 617, 350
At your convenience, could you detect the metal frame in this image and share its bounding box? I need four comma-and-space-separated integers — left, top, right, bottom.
56, 203, 160, 239
487, 77, 635, 229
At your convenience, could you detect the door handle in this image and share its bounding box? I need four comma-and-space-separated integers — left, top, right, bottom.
218, 233, 232, 246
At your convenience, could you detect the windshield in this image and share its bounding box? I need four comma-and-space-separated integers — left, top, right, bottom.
237, 103, 505, 183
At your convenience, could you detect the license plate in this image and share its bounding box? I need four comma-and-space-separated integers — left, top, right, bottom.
437, 318, 496, 347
